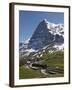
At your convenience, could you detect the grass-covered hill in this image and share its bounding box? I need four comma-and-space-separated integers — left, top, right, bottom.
19, 51, 64, 79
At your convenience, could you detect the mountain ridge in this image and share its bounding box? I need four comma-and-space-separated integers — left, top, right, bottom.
19, 19, 64, 57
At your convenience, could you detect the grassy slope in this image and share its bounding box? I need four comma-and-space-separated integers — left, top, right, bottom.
19, 51, 64, 79
41, 51, 64, 68
19, 66, 45, 79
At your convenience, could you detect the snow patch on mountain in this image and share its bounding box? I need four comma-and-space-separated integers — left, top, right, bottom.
53, 44, 64, 50
25, 48, 37, 53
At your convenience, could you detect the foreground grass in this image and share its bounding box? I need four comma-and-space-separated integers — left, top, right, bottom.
19, 51, 64, 79
19, 66, 45, 79
19, 66, 64, 79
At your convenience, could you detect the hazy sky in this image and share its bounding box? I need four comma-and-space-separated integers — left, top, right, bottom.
19, 11, 64, 42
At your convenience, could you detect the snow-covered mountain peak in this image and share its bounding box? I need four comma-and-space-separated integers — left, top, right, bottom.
40, 19, 64, 33
19, 19, 64, 56
42, 19, 49, 23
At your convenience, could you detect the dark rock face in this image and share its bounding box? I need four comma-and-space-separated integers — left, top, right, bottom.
55, 34, 64, 44
28, 19, 64, 50
19, 42, 23, 47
